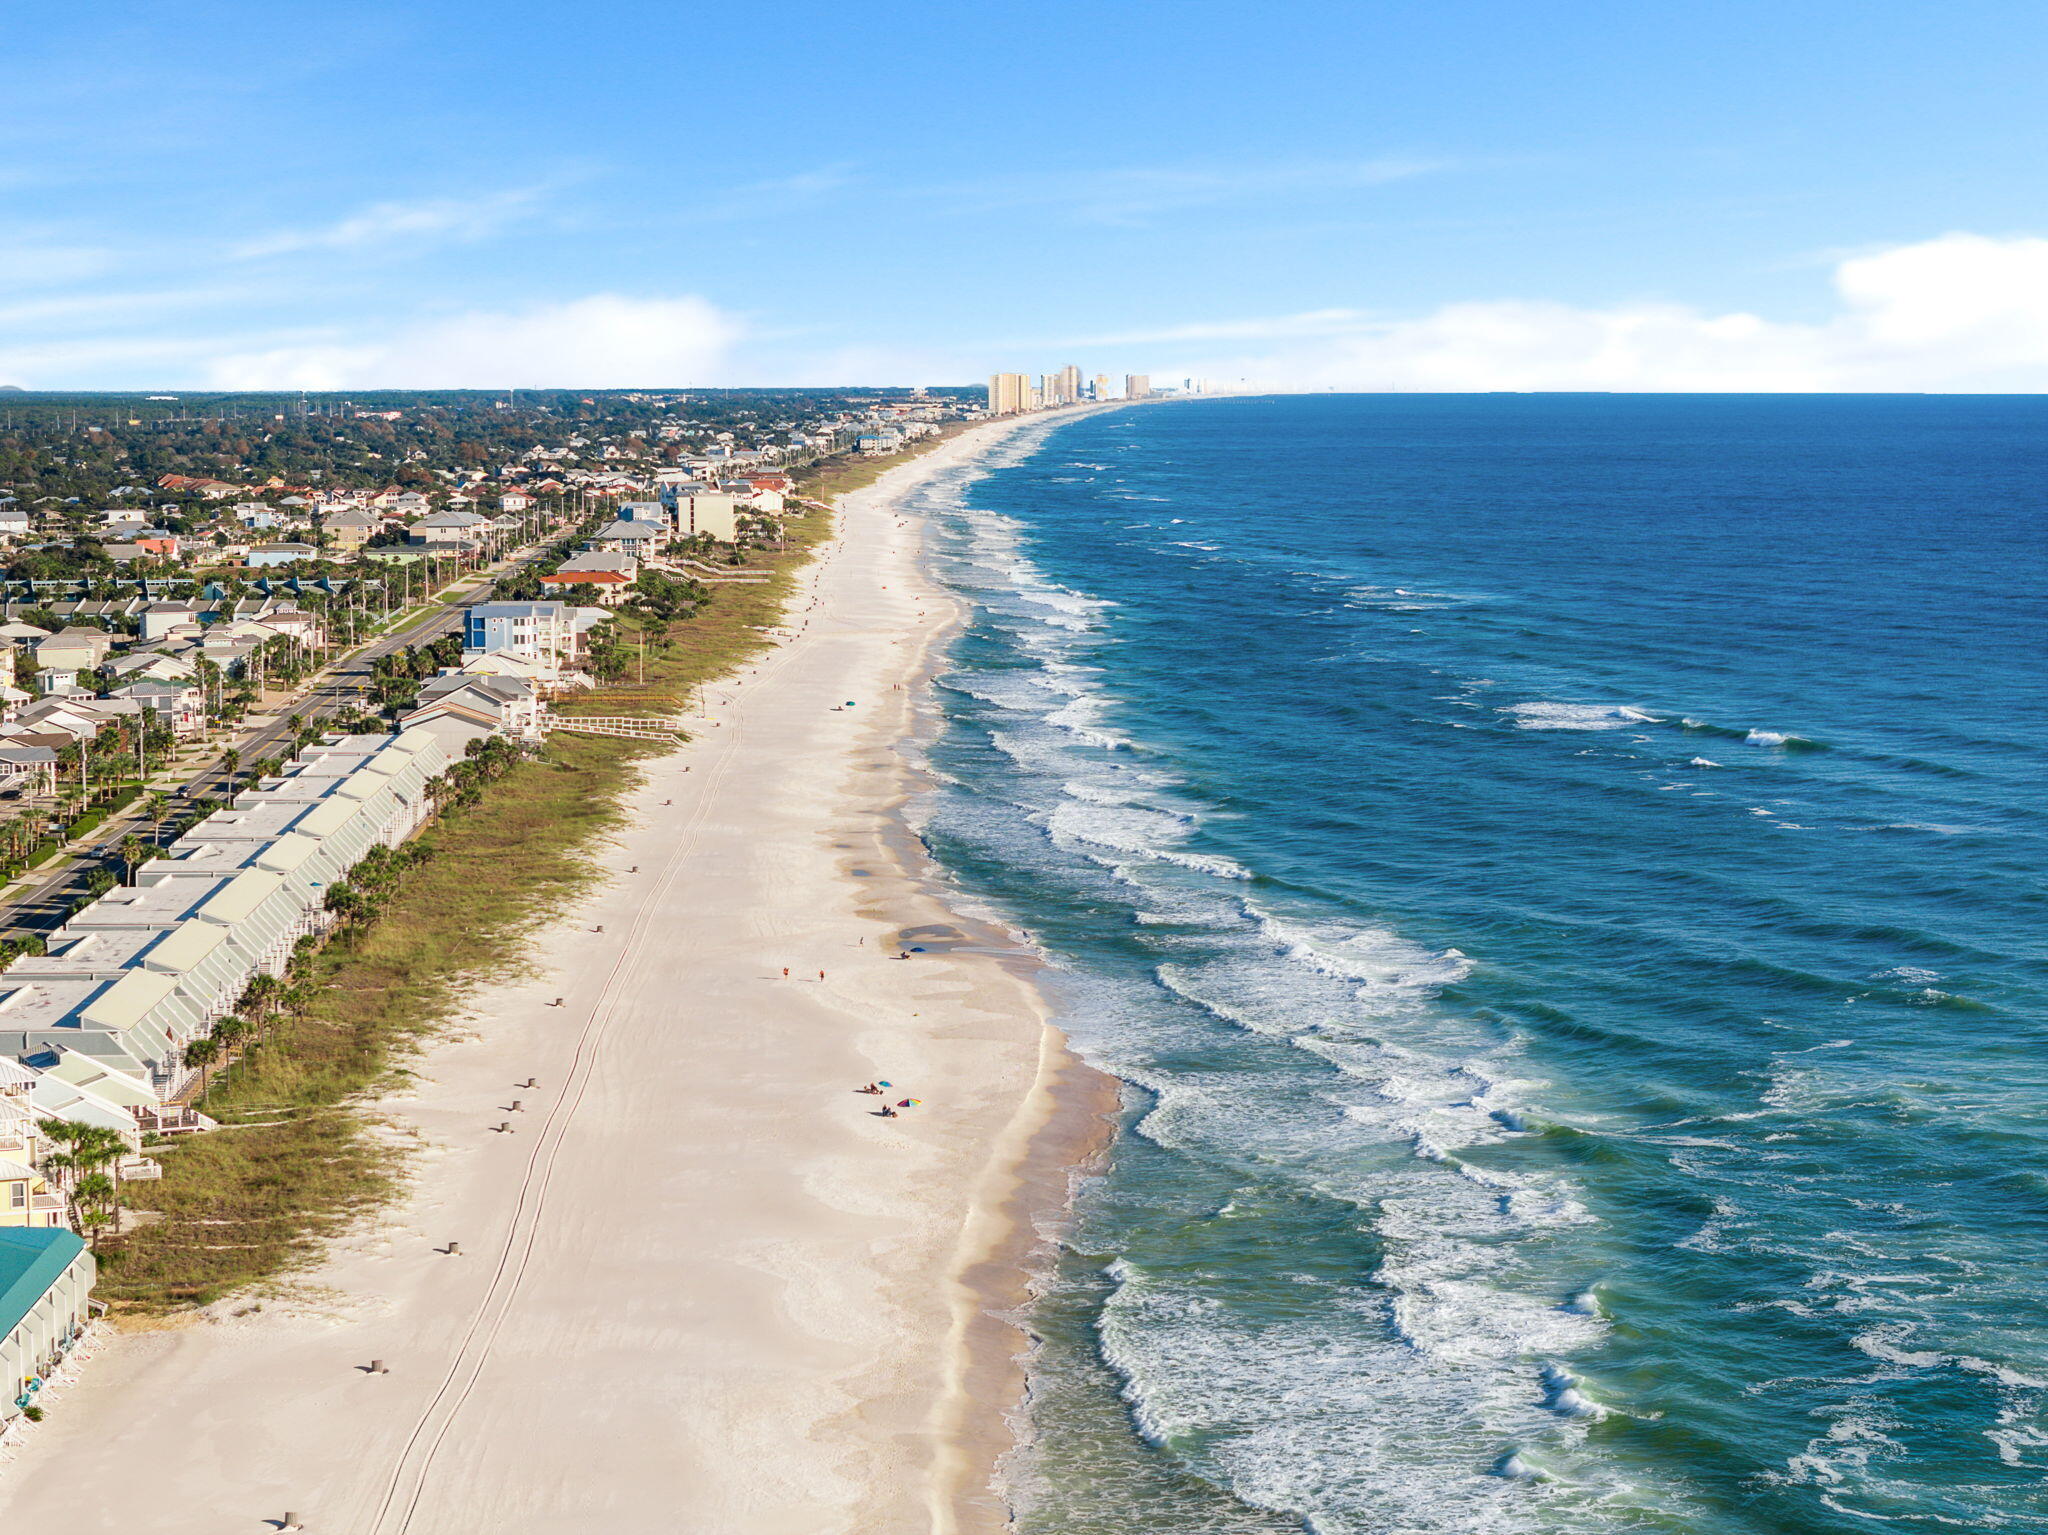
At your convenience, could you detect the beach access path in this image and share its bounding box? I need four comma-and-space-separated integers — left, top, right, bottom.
0, 417, 1080, 1534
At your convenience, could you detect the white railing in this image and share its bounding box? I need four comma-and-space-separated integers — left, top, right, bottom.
539, 712, 687, 742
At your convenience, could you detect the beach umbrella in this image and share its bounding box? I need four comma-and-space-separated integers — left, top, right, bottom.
898, 1099, 920, 1108
878, 1081, 892, 1088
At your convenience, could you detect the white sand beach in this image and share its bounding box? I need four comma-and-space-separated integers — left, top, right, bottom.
0, 418, 1104, 1534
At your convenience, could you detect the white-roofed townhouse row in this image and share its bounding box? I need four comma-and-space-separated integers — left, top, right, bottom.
0, 728, 454, 1112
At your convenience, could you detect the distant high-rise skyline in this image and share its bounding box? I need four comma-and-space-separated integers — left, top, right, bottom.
989, 364, 1145, 414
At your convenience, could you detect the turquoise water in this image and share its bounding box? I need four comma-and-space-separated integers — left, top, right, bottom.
908, 396, 2048, 1534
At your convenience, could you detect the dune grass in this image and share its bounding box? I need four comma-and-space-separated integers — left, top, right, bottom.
794, 426, 972, 502
97, 733, 636, 1307
96, 500, 849, 1310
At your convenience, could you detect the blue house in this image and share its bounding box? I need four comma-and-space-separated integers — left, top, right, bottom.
464, 601, 573, 663
0, 1227, 94, 1421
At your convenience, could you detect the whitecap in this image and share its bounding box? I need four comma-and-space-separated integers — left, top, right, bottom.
1851, 1321, 1944, 1370
1503, 702, 1661, 731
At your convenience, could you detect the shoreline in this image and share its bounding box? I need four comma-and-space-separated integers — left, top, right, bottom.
832, 422, 1125, 1532
0, 410, 1113, 1533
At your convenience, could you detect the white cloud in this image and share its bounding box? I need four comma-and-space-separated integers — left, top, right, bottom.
1183, 234, 2048, 393
10, 231, 2048, 393
199, 293, 743, 388
231, 187, 546, 260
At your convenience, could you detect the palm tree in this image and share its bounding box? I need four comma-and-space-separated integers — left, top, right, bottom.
182, 1035, 220, 1097
219, 746, 240, 793
212, 1014, 250, 1055
281, 982, 315, 1031
72, 1172, 117, 1247
144, 790, 167, 842
119, 833, 147, 885
239, 973, 286, 1037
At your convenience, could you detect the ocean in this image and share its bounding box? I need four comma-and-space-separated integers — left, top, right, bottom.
907, 395, 2048, 1534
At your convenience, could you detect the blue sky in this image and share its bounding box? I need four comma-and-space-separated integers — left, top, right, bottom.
6, 0, 2048, 389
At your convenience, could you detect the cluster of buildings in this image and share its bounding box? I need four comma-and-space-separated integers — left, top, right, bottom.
0, 599, 330, 792
985, 369, 1154, 415
0, 725, 468, 1429
0, 393, 990, 589
0, 486, 554, 575
980, 371, 1235, 415
540, 472, 796, 604
0, 388, 992, 1430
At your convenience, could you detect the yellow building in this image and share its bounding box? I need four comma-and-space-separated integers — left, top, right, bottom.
986, 373, 1033, 414
0, 1161, 66, 1230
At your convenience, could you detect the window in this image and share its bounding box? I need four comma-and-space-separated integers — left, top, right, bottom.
8, 1182, 23, 1208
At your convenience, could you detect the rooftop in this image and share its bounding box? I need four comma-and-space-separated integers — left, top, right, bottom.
0, 1227, 87, 1341
64, 878, 232, 930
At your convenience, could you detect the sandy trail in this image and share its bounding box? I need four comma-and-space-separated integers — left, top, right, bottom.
0, 419, 1080, 1534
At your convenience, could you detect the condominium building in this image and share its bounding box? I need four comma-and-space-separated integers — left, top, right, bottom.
987, 373, 1032, 415
1125, 374, 1151, 400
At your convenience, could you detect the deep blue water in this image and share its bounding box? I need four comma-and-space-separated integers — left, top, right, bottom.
908, 395, 2048, 1534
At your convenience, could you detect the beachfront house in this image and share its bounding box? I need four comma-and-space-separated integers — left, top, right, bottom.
464, 602, 576, 666
588, 519, 666, 559
401, 674, 543, 749
538, 552, 635, 606
0, 1227, 95, 1426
